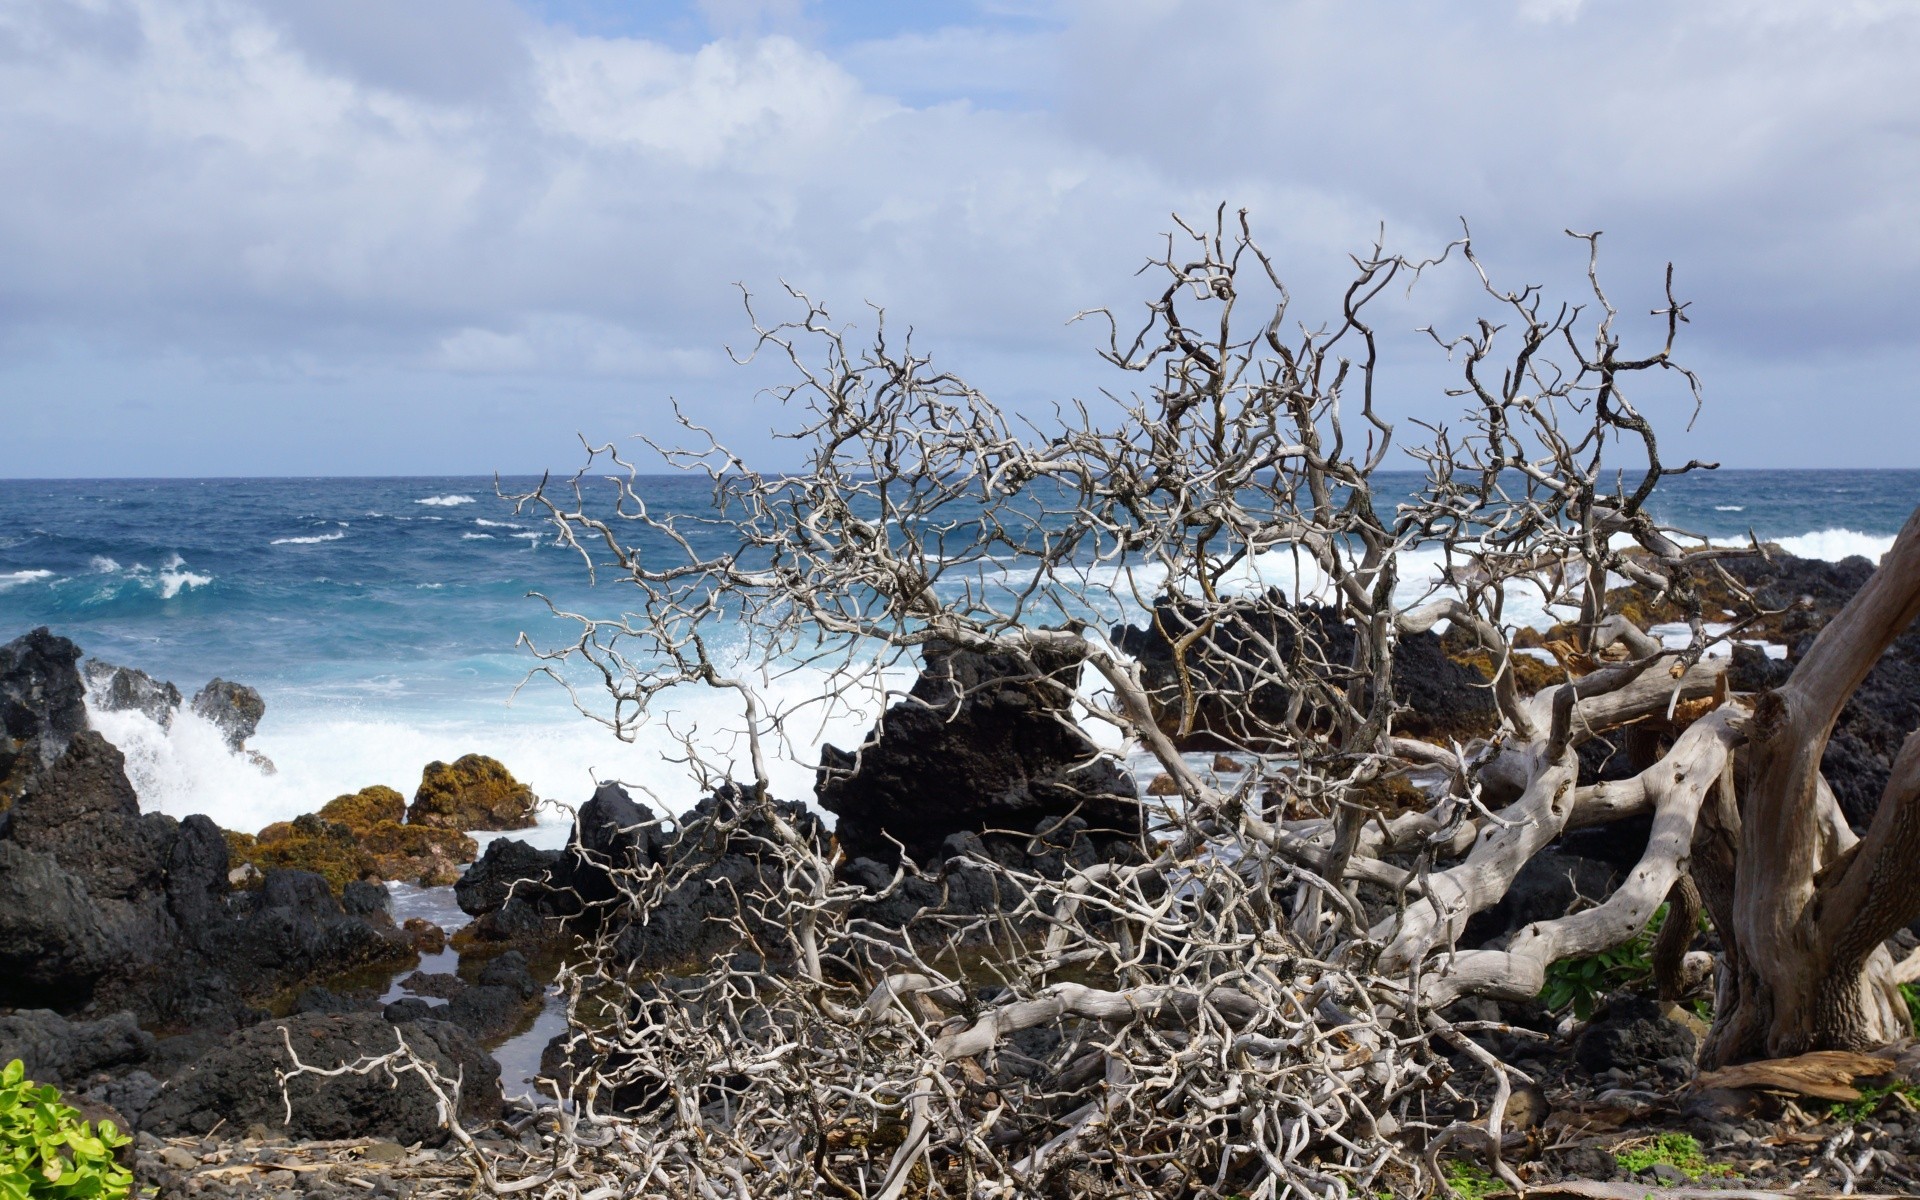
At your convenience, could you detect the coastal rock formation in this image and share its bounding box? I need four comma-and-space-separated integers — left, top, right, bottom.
0, 627, 88, 805
83, 659, 183, 728
1111, 592, 1498, 751
0, 1009, 154, 1087
142, 1012, 500, 1145
229, 787, 478, 890
817, 639, 1139, 866
456, 837, 561, 918
189, 678, 265, 752
389, 951, 542, 1044
408, 753, 538, 831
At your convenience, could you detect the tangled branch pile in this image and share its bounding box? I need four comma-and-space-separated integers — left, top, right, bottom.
439, 211, 1920, 1198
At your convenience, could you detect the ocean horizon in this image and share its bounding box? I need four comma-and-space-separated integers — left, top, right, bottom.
4, 469, 1916, 842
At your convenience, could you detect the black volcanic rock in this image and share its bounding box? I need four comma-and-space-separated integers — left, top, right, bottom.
0, 840, 122, 1007
0, 627, 88, 804
83, 659, 182, 728
0, 1009, 154, 1088
142, 1013, 500, 1145
1111, 591, 1497, 751
189, 677, 265, 752
817, 638, 1139, 866
456, 837, 561, 917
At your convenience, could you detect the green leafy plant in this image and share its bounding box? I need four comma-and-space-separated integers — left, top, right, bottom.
0, 1060, 134, 1199
1828, 1079, 1920, 1124
1440, 1160, 1500, 1200
1613, 1132, 1727, 1180
1901, 981, 1920, 1035
1539, 905, 1666, 1020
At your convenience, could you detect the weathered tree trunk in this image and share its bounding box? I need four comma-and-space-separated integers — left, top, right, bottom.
1702, 506, 1920, 1066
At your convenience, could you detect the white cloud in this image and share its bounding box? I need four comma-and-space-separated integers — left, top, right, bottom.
0, 0, 1914, 473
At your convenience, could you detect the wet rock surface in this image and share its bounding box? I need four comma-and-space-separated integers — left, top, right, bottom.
189, 678, 266, 753
0, 626, 88, 804
84, 658, 183, 727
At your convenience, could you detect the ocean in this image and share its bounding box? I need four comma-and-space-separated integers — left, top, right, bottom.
1, 470, 1915, 841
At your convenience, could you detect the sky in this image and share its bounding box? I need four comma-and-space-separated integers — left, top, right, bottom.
0, 0, 1916, 476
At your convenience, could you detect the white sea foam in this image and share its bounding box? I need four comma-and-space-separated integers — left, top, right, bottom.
474, 519, 523, 529
157, 569, 212, 599
417, 495, 477, 507
0, 569, 53, 591
462, 533, 495, 540
1714, 505, 1744, 512
1768, 528, 1894, 563
271, 530, 347, 545
88, 659, 907, 838
89, 556, 120, 572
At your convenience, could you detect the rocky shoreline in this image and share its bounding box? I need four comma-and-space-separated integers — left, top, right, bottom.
7, 546, 1920, 1194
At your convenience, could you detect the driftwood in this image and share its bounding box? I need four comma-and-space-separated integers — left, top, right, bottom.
422, 210, 1920, 1196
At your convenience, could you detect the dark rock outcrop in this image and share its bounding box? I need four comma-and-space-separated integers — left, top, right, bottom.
408, 754, 538, 831
142, 1013, 500, 1145
0, 1009, 154, 1087
456, 838, 561, 917
83, 659, 182, 728
0, 627, 88, 804
1111, 592, 1497, 752
1573, 992, 1698, 1079
189, 678, 265, 752
817, 639, 1139, 866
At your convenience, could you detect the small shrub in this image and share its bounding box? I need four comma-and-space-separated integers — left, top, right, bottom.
1829, 1079, 1920, 1124
1614, 1132, 1714, 1179
0, 1059, 134, 1199
1901, 981, 1920, 1035
1540, 905, 1666, 1020
1441, 1160, 1500, 1200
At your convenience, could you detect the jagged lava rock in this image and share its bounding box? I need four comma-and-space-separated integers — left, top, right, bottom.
456, 837, 561, 917
0, 1010, 154, 1087
82, 659, 182, 728
817, 639, 1139, 866
189, 678, 265, 752
142, 1012, 499, 1145
407, 753, 537, 830
1111, 592, 1497, 751
0, 627, 88, 804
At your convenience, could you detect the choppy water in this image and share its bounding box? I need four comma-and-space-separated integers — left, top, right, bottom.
1, 470, 1914, 835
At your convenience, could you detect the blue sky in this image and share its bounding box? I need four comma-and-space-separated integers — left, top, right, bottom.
1, 0, 1916, 476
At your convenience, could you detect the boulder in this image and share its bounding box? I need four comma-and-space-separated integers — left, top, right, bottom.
0, 627, 88, 805
0, 1009, 153, 1087
141, 1013, 500, 1145
82, 659, 182, 728
549, 782, 656, 912
604, 786, 828, 971
242, 788, 478, 890
1573, 992, 1698, 1078
455, 838, 561, 917
164, 814, 231, 944
407, 754, 537, 831
817, 639, 1139, 866
1111, 592, 1499, 751
317, 785, 406, 829
189, 678, 265, 753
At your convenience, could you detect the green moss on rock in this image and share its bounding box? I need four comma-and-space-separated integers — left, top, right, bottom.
407, 754, 537, 831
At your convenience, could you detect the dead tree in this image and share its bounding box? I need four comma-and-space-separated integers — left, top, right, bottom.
488, 209, 1920, 1197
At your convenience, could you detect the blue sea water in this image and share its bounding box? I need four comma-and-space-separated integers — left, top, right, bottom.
1, 470, 1915, 836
